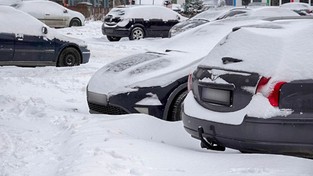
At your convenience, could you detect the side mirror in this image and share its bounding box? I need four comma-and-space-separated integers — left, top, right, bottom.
63, 9, 68, 13
42, 26, 48, 34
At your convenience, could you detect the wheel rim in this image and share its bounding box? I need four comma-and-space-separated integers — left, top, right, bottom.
65, 54, 75, 66
71, 20, 80, 26
132, 29, 144, 40
72, 22, 79, 26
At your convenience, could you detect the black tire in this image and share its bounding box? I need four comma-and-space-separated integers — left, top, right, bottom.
58, 47, 81, 67
129, 27, 144, 40
168, 90, 188, 121
107, 35, 121, 42
69, 18, 81, 27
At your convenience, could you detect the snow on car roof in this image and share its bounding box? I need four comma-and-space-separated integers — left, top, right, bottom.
107, 5, 186, 21
0, 6, 45, 35
241, 6, 300, 17
191, 6, 235, 20
200, 19, 313, 82
280, 2, 311, 9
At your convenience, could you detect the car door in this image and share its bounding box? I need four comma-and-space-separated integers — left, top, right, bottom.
42, 2, 68, 28
13, 33, 56, 65
0, 33, 14, 62
147, 7, 179, 37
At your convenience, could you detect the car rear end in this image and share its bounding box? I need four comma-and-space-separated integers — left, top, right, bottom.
183, 65, 313, 157
102, 7, 131, 37
182, 20, 313, 158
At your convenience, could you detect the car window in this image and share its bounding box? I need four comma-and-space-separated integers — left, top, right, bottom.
16, 1, 64, 17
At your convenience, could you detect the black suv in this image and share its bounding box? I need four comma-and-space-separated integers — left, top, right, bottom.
102, 5, 187, 41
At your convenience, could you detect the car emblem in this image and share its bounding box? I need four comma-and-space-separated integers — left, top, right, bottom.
211, 73, 219, 81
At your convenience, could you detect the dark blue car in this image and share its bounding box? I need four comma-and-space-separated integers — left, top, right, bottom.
0, 6, 90, 67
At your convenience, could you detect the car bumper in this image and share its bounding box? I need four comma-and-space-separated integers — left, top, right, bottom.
182, 99, 313, 158
80, 46, 90, 64
86, 89, 165, 118
87, 91, 129, 115
102, 25, 130, 37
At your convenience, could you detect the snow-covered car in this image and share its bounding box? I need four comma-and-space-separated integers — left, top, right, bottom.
169, 6, 299, 37
169, 6, 245, 37
101, 5, 187, 41
280, 2, 312, 16
171, 3, 184, 12
182, 18, 313, 158
12, 0, 85, 28
86, 13, 302, 121
0, 6, 90, 67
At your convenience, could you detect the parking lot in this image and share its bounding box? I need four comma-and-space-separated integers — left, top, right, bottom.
1, 19, 313, 176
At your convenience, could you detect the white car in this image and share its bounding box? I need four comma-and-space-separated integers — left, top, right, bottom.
13, 0, 85, 28
280, 2, 313, 16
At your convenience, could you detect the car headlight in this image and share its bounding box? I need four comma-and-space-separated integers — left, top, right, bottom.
87, 91, 108, 106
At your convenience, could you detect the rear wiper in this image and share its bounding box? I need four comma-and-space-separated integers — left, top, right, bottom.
222, 57, 242, 64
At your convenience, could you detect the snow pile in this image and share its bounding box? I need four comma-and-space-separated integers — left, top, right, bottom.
0, 20, 312, 176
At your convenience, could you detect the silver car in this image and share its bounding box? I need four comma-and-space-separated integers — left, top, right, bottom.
13, 0, 85, 28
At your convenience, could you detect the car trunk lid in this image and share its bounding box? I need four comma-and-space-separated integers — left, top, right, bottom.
192, 65, 260, 112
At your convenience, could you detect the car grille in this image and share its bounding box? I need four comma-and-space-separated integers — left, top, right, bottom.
88, 102, 128, 115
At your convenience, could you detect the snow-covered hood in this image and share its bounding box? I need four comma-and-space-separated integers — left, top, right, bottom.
87, 51, 200, 95
49, 28, 87, 47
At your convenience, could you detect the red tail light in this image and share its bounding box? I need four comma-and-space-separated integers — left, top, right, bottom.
255, 77, 270, 93
268, 82, 286, 107
187, 73, 193, 92
256, 77, 286, 107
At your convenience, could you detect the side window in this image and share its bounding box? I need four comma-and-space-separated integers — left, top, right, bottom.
45, 2, 64, 14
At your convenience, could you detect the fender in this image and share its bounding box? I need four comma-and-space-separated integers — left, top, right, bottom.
56, 42, 82, 63
130, 19, 146, 35
162, 82, 187, 120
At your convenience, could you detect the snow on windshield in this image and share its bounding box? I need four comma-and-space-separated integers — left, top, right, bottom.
108, 5, 183, 21
247, 6, 300, 17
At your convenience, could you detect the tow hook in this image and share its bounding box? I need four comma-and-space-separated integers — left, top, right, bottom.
198, 126, 225, 151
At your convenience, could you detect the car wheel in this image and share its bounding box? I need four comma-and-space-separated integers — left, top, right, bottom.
107, 35, 121, 42
129, 27, 144, 40
69, 18, 81, 27
58, 47, 81, 67
168, 90, 188, 121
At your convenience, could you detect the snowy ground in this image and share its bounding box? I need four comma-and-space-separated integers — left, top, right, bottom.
0, 21, 313, 176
